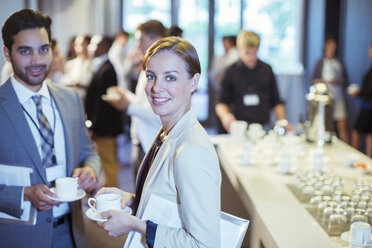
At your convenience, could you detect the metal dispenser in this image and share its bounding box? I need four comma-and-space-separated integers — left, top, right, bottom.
305, 82, 333, 146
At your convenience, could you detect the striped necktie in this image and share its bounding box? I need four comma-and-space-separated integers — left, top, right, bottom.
32, 95, 55, 167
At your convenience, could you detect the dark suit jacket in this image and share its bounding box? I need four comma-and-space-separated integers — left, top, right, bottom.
0, 79, 101, 248
85, 59, 123, 137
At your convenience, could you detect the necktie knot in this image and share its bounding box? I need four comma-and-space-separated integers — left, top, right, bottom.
32, 95, 42, 110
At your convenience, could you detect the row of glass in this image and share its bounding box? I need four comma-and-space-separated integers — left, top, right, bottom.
294, 171, 372, 236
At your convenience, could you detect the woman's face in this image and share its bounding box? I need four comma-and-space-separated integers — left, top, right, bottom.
324, 40, 337, 58
144, 51, 199, 125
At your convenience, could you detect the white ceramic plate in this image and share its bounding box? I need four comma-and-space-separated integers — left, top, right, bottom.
85, 207, 133, 222
341, 231, 372, 246
48, 188, 86, 202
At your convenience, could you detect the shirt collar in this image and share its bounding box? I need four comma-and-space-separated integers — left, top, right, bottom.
92, 54, 108, 72
11, 75, 51, 105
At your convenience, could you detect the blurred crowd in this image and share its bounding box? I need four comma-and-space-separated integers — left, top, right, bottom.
1, 20, 371, 192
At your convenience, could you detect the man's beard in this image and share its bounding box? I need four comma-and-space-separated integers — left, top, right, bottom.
13, 63, 50, 87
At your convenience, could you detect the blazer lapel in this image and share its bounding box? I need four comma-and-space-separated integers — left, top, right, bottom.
47, 82, 73, 175
143, 138, 174, 189
139, 110, 197, 208
0, 80, 47, 183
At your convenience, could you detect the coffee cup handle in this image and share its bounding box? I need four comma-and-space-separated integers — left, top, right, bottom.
88, 198, 97, 212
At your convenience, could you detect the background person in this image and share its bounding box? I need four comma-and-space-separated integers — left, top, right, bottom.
46, 38, 64, 85
62, 34, 93, 100
0, 9, 101, 248
106, 20, 165, 180
96, 36, 221, 247
350, 43, 372, 157
312, 36, 350, 143
85, 35, 123, 187
215, 30, 288, 133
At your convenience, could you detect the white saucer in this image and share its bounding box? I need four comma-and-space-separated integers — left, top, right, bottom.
85, 207, 132, 222
48, 188, 86, 202
341, 231, 372, 246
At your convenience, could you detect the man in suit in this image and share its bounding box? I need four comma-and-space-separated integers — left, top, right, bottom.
0, 9, 101, 248
85, 35, 123, 187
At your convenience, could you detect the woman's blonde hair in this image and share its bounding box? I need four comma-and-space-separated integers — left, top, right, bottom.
142, 36, 201, 78
237, 30, 260, 49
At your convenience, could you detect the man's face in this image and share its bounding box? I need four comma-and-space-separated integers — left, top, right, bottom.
3, 27, 52, 92
135, 30, 157, 54
238, 46, 258, 69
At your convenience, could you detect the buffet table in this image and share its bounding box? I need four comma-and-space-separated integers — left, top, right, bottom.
212, 133, 372, 248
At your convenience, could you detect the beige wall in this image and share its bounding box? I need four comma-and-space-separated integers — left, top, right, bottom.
41, 0, 121, 60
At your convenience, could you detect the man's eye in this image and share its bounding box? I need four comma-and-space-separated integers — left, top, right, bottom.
40, 46, 50, 54
19, 49, 31, 55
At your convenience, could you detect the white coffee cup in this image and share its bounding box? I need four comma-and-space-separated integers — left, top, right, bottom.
350, 221, 372, 244
88, 193, 122, 217
55, 177, 78, 198
230, 120, 248, 143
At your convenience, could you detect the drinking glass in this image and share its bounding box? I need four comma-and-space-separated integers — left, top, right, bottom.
317, 197, 331, 221
322, 201, 338, 228
328, 208, 347, 236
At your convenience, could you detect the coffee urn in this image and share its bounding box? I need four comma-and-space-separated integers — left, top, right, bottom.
305, 82, 333, 146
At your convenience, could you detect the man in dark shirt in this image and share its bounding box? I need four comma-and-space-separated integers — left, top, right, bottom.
85, 35, 123, 187
215, 30, 288, 133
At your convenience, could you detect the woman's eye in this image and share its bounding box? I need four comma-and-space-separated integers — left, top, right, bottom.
166, 75, 176, 81
146, 74, 155, 80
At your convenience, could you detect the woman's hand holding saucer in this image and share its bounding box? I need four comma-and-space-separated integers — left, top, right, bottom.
98, 210, 146, 237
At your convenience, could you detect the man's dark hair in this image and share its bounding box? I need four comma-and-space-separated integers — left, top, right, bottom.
2, 9, 52, 51
100, 36, 114, 52
223, 35, 237, 47
169, 25, 183, 37
136, 20, 167, 39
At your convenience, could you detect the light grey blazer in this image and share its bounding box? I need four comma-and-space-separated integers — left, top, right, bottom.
136, 109, 221, 247
0, 79, 100, 248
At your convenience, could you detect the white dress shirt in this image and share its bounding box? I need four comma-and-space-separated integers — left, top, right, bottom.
11, 76, 68, 218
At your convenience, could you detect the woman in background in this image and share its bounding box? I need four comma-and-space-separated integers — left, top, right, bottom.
96, 36, 221, 247
312, 36, 349, 143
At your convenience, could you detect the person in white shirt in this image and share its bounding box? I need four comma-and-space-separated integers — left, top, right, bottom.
105, 20, 166, 178
62, 34, 93, 100
108, 29, 131, 90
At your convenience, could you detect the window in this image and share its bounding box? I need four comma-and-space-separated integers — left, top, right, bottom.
242, 0, 304, 74
121, 0, 305, 123
122, 0, 171, 31
178, 0, 209, 121
214, 0, 241, 56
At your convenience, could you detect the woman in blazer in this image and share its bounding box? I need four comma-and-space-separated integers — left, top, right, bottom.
96, 37, 221, 247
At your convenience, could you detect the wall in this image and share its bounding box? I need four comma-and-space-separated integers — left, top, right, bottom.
305, 0, 325, 87
342, 0, 372, 125
40, 0, 121, 60
0, 0, 26, 70
0, 0, 121, 71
